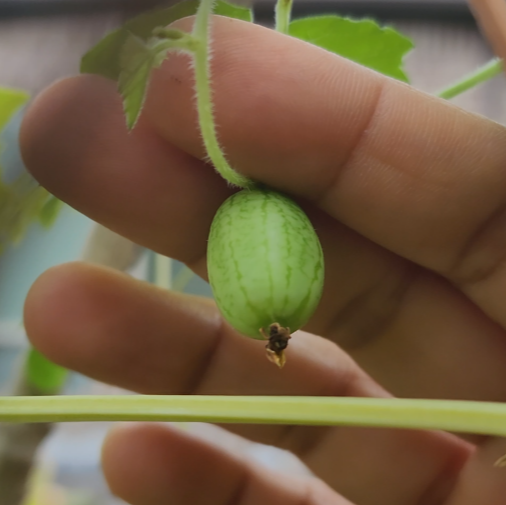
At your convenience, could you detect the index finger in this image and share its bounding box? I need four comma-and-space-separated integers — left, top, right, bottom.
21, 16, 506, 324
144, 16, 506, 330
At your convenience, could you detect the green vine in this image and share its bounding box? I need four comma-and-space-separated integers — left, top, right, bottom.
437, 57, 503, 100
151, 0, 254, 188
112, 2, 253, 187
191, 0, 254, 188
275, 0, 294, 34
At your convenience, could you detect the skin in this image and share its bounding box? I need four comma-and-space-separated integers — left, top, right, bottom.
19, 15, 506, 505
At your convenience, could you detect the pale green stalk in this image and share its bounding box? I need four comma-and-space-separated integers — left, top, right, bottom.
275, 0, 294, 34
190, 0, 254, 188
172, 265, 195, 292
154, 253, 172, 290
437, 57, 503, 100
3, 396, 506, 439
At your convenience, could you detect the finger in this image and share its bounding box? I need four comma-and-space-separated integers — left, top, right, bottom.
348, 269, 506, 403
102, 422, 350, 505
24, 262, 357, 397
24, 262, 471, 505
21, 16, 506, 281
145, 17, 506, 330
443, 437, 506, 505
21, 74, 232, 268
469, 0, 506, 62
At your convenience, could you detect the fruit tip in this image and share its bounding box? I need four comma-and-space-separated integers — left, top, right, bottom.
266, 348, 286, 368
260, 322, 291, 369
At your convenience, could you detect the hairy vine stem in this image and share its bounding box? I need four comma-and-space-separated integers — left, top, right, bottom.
152, 0, 255, 188
191, 0, 254, 188
275, 0, 294, 34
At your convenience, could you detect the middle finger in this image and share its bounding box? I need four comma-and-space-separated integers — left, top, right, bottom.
24, 261, 470, 505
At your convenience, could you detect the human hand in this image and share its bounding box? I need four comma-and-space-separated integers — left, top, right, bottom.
20, 17, 506, 505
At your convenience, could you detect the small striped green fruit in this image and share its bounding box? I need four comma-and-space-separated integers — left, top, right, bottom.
207, 188, 324, 366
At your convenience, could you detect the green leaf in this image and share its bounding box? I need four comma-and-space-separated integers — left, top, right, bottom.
118, 35, 176, 129
81, 0, 252, 81
0, 175, 42, 249
0, 87, 29, 131
0, 87, 62, 252
289, 16, 413, 82
26, 348, 68, 394
0, 176, 62, 252
118, 35, 157, 128
38, 195, 63, 228
214, 0, 252, 21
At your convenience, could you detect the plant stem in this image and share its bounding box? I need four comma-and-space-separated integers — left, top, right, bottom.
191, 0, 254, 188
436, 57, 503, 100
0, 373, 52, 505
275, 0, 294, 34
3, 396, 506, 437
172, 265, 195, 292
154, 253, 172, 290
6, 225, 144, 505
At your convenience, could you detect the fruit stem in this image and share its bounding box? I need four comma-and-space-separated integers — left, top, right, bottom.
191, 0, 255, 188
153, 253, 172, 290
275, 0, 294, 34
172, 265, 195, 292
436, 57, 503, 99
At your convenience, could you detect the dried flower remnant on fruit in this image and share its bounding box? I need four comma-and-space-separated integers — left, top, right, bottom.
260, 323, 291, 368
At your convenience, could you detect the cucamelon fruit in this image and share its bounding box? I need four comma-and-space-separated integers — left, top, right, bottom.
207, 188, 324, 367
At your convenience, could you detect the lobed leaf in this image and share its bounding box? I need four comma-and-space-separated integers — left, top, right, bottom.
214, 0, 252, 22
118, 35, 160, 129
81, 0, 252, 81
289, 15, 413, 82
